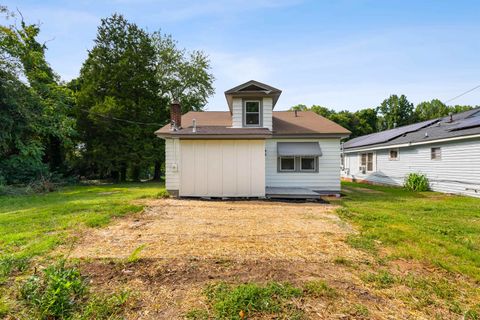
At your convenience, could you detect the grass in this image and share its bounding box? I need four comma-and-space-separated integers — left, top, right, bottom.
338, 181, 480, 280
0, 182, 164, 263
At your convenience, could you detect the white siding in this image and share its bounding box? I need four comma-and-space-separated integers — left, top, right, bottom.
266, 138, 341, 191
262, 97, 273, 130
232, 98, 242, 128
231, 97, 273, 130
165, 138, 180, 191
179, 140, 265, 197
342, 138, 480, 197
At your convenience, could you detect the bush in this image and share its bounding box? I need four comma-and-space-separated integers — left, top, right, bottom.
404, 173, 429, 191
20, 261, 87, 319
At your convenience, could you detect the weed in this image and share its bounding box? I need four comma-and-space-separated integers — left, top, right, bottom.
346, 235, 377, 253
0, 255, 29, 281
404, 173, 429, 191
465, 305, 480, 320
362, 270, 396, 289
204, 282, 302, 319
20, 260, 87, 319
156, 189, 170, 198
303, 280, 337, 298
333, 256, 353, 266
75, 290, 130, 320
185, 308, 209, 320
127, 244, 147, 263
350, 303, 370, 317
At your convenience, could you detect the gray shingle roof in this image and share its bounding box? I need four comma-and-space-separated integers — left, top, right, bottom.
344, 108, 480, 150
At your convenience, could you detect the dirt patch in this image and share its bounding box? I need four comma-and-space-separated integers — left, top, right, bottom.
65, 199, 472, 319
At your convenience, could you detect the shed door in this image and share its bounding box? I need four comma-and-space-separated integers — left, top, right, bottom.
180, 140, 265, 197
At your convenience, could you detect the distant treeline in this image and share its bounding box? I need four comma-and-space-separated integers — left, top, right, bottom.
290, 97, 476, 138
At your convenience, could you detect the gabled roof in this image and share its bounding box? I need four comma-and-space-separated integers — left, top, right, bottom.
344, 108, 480, 150
155, 111, 351, 138
224, 80, 282, 112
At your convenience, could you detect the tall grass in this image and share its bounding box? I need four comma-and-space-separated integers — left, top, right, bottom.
404, 173, 429, 191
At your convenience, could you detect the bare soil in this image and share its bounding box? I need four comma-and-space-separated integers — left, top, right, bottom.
65, 199, 468, 319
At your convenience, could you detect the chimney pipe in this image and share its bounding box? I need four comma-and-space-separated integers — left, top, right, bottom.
294, 110, 298, 117
170, 101, 181, 130
192, 119, 197, 133
449, 112, 453, 122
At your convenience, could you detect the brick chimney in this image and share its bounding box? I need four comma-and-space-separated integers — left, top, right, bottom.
170, 101, 181, 130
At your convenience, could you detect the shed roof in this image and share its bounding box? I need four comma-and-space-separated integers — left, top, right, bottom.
344, 108, 480, 150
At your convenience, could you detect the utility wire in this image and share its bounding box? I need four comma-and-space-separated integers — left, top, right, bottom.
444, 84, 480, 104
78, 108, 168, 127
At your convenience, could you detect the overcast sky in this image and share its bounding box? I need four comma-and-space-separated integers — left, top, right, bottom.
3, 0, 480, 111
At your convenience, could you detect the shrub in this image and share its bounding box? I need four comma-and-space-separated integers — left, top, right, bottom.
20, 260, 87, 319
404, 173, 429, 191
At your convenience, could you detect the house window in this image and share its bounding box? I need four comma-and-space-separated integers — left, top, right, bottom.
244, 100, 260, 126
389, 148, 399, 160
279, 157, 295, 171
360, 152, 374, 172
431, 147, 441, 160
300, 157, 316, 171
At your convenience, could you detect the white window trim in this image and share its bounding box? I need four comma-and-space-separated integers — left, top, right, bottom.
244, 100, 261, 127
389, 148, 399, 161
279, 157, 296, 172
300, 156, 316, 172
359, 152, 375, 172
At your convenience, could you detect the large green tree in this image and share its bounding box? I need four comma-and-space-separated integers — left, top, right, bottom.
0, 7, 75, 184
377, 94, 414, 130
415, 99, 474, 121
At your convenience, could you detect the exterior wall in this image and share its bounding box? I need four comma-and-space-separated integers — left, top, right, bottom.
231, 97, 272, 130
179, 140, 265, 197
342, 138, 480, 197
232, 98, 242, 128
266, 138, 341, 191
165, 138, 180, 192
262, 97, 273, 130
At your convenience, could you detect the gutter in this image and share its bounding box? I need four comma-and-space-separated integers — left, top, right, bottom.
344, 133, 480, 153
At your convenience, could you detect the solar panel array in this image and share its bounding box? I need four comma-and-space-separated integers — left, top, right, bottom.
345, 119, 438, 149
449, 116, 480, 131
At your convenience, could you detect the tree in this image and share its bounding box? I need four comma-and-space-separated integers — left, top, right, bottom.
414, 99, 449, 121
377, 94, 414, 130
0, 7, 76, 183
75, 14, 161, 181
153, 32, 214, 113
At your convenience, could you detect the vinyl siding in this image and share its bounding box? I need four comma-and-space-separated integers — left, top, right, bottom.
231, 97, 272, 130
165, 138, 180, 191
342, 138, 480, 197
232, 98, 242, 128
262, 97, 273, 130
266, 138, 341, 191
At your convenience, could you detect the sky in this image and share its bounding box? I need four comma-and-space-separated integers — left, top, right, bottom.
3, 0, 480, 111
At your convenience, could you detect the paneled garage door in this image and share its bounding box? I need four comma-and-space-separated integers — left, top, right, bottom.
179, 140, 265, 197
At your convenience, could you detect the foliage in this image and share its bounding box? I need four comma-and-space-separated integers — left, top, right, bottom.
0, 7, 76, 184
20, 261, 87, 319
339, 182, 480, 280
204, 282, 302, 319
414, 99, 473, 121
377, 94, 414, 130
303, 280, 337, 298
127, 244, 147, 263
404, 172, 429, 191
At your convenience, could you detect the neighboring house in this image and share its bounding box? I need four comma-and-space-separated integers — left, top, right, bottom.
341, 108, 480, 197
155, 80, 350, 198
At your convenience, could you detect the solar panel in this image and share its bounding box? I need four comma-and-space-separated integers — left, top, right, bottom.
345, 119, 439, 148
449, 116, 480, 131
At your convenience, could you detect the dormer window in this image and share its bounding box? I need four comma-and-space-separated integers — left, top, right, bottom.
244, 100, 261, 126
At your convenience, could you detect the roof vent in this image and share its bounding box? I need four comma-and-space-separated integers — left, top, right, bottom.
425, 132, 429, 138
448, 112, 453, 122
192, 119, 197, 133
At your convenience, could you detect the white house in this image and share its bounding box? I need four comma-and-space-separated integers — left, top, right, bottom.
341, 108, 480, 197
155, 80, 350, 198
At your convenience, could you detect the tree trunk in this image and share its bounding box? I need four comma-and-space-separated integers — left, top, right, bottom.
111, 170, 120, 182
131, 166, 141, 182
120, 165, 127, 182
153, 161, 161, 181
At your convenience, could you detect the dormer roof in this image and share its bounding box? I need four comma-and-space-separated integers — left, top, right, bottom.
224, 80, 282, 113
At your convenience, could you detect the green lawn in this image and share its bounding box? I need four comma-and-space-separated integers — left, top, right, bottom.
0, 183, 165, 262
338, 181, 480, 281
